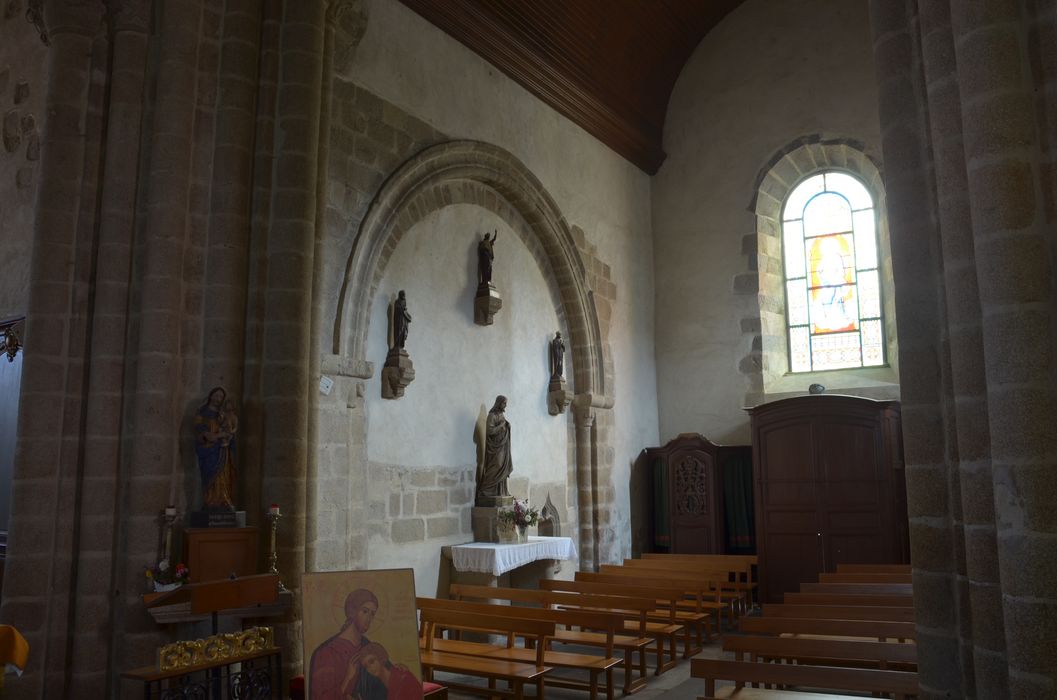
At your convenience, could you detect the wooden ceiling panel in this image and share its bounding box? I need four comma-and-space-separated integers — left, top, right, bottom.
398, 0, 745, 174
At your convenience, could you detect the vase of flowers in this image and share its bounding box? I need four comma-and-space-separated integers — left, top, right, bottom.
497, 499, 539, 543
145, 559, 190, 593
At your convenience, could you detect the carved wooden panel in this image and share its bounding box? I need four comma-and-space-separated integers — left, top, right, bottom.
674, 455, 708, 516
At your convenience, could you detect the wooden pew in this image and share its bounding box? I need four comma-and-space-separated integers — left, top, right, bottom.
641, 552, 758, 607
723, 634, 917, 670
692, 657, 919, 699
837, 563, 911, 574
597, 564, 731, 626
738, 616, 916, 642
537, 578, 686, 673
800, 582, 912, 596
418, 597, 621, 700
449, 583, 653, 694
418, 607, 554, 700
569, 572, 711, 658
612, 559, 743, 618
784, 592, 913, 607
761, 604, 915, 623
819, 572, 912, 584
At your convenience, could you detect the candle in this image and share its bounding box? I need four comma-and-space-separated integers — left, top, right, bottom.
164, 505, 176, 517
268, 504, 280, 516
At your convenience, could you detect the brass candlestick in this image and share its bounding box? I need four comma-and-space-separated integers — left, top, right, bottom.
265, 508, 287, 592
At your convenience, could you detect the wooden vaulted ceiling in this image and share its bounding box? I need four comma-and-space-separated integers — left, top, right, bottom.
398, 0, 745, 174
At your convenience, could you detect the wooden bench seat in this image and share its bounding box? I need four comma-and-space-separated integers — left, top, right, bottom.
762, 604, 915, 623
837, 564, 911, 574
600, 563, 736, 622
418, 607, 554, 700
576, 570, 718, 650
819, 572, 912, 584
800, 582, 913, 596
738, 616, 916, 642
691, 657, 919, 700
723, 634, 918, 670
641, 553, 758, 609
784, 592, 914, 607
419, 596, 622, 700
449, 584, 653, 694
538, 578, 687, 673
619, 558, 751, 615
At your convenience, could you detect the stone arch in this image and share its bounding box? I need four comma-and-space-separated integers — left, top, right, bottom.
740, 136, 899, 401
334, 140, 608, 402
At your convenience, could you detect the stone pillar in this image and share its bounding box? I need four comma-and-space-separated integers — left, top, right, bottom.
868, 2, 970, 696
258, 0, 327, 671
73, 1, 150, 695
117, 0, 203, 674
0, 1, 104, 696
919, 2, 1010, 695
573, 397, 596, 571
949, 1, 1057, 695
201, 0, 263, 395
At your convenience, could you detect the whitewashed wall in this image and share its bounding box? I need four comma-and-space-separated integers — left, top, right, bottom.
652, 0, 887, 444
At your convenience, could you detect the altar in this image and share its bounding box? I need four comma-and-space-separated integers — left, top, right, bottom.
440, 536, 577, 592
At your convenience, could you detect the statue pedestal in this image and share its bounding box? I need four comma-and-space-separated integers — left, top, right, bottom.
381, 348, 415, 399
474, 284, 503, 325
547, 377, 573, 415
471, 503, 514, 543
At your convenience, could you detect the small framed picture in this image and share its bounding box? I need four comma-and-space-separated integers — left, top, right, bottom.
302, 569, 424, 699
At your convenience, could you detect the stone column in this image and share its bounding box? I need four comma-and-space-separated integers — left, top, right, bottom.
71, 1, 150, 695
868, 2, 970, 696
116, 0, 203, 673
918, 2, 1008, 696
0, 1, 104, 696
573, 398, 596, 571
950, 1, 1057, 695
201, 0, 263, 394
258, 0, 327, 670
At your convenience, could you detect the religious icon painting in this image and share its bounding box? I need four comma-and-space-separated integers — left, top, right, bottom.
302, 569, 424, 700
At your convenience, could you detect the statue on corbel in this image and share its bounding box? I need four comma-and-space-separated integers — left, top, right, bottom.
547, 331, 572, 415
474, 230, 503, 325
381, 290, 415, 399
0, 318, 24, 362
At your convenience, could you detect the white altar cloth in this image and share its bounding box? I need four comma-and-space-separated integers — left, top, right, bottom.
450, 536, 577, 576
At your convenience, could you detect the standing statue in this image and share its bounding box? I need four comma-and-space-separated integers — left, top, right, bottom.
477, 230, 497, 287
477, 395, 513, 504
392, 290, 411, 349
549, 331, 565, 380
193, 386, 237, 510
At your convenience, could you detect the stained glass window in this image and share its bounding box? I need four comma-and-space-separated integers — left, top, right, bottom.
782, 172, 884, 372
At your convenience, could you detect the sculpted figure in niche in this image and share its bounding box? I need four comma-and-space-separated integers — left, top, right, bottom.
477, 230, 497, 287
549, 331, 565, 380
193, 386, 237, 510
477, 395, 513, 503
392, 290, 411, 350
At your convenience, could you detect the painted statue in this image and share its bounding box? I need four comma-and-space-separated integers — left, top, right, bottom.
193, 386, 237, 510
477, 230, 497, 287
549, 331, 565, 380
392, 290, 412, 350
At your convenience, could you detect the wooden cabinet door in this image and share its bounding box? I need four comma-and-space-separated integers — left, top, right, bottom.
754, 415, 823, 602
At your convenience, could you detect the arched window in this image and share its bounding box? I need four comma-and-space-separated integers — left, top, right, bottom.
782, 172, 884, 372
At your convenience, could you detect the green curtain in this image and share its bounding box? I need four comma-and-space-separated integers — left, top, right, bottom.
652, 457, 670, 549
722, 451, 755, 553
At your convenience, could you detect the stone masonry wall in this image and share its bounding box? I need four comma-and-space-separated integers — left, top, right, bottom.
0, 5, 46, 319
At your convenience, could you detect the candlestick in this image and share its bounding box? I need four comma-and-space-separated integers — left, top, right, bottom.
265, 507, 287, 592
162, 507, 178, 565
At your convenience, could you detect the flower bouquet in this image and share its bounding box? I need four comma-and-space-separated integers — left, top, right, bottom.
145, 558, 190, 593
497, 498, 539, 543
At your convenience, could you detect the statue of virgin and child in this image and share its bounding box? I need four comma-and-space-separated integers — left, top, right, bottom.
193, 386, 239, 510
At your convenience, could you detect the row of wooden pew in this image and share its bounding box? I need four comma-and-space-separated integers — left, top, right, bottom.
691, 562, 919, 699
415, 553, 760, 699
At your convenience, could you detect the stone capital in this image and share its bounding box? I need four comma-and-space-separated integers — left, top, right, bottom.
37, 0, 106, 41
106, 0, 150, 32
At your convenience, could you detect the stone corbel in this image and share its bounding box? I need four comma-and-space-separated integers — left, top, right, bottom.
34, 0, 107, 43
